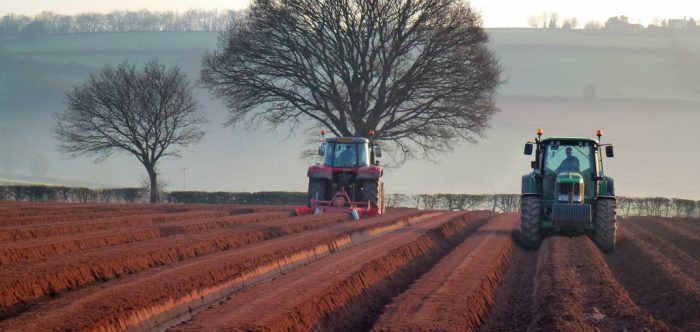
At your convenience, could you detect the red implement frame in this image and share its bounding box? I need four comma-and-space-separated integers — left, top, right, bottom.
295, 188, 379, 219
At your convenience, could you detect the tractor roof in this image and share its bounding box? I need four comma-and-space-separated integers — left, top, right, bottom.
325, 137, 369, 143
542, 137, 598, 144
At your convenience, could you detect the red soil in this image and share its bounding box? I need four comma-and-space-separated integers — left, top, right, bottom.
530, 236, 667, 331
170, 211, 495, 332
605, 220, 700, 330
1, 202, 698, 332
626, 216, 700, 261
0, 207, 431, 330
372, 213, 517, 331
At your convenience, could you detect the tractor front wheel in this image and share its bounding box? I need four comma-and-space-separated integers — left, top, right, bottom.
594, 198, 617, 253
519, 195, 542, 249
308, 179, 327, 207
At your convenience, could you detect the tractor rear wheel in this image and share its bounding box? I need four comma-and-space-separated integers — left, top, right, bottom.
594, 198, 617, 253
308, 179, 327, 207
519, 195, 542, 249
361, 180, 383, 213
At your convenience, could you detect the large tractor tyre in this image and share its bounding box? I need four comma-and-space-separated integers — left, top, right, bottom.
594, 198, 617, 253
519, 195, 542, 250
308, 179, 327, 207
361, 180, 382, 211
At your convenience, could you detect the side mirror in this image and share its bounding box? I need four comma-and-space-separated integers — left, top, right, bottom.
524, 143, 533, 155
374, 145, 382, 158
605, 145, 614, 158
318, 143, 325, 156
531, 161, 537, 169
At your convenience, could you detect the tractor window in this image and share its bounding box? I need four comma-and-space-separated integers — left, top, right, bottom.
543, 142, 593, 174
324, 143, 369, 167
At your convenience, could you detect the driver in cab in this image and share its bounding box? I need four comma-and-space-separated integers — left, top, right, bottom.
337, 146, 355, 166
556, 147, 580, 173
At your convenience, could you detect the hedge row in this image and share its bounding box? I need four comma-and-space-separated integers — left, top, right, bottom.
1, 185, 698, 217
167, 191, 307, 205
0, 185, 142, 203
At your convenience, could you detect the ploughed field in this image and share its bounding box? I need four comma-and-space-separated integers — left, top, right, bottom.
0, 203, 698, 331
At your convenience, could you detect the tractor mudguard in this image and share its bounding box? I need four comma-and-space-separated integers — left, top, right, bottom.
521, 173, 540, 195
598, 176, 615, 198
356, 166, 383, 180
307, 165, 333, 180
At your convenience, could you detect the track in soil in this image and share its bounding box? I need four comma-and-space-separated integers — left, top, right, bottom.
1, 202, 699, 332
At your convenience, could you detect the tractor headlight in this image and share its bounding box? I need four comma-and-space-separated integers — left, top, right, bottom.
558, 194, 582, 203
556, 182, 584, 203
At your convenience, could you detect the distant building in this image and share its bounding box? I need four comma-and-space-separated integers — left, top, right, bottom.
668, 18, 688, 30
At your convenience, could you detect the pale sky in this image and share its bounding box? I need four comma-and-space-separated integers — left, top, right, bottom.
1, 0, 699, 27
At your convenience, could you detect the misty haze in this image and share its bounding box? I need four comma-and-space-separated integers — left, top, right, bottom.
1, 16, 698, 198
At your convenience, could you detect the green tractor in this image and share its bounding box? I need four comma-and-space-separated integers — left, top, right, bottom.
520, 129, 617, 252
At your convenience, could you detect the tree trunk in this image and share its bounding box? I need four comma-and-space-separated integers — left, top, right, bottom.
146, 166, 158, 204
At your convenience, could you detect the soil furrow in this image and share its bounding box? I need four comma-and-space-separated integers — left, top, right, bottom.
479, 243, 539, 331
625, 217, 700, 261
530, 236, 667, 331
619, 219, 700, 282
169, 211, 494, 332
372, 213, 517, 331
605, 222, 700, 330
0, 212, 346, 320
0, 210, 435, 331
0, 211, 293, 266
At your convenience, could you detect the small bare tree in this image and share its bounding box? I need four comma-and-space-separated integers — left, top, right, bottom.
55, 60, 205, 203
203, 0, 500, 162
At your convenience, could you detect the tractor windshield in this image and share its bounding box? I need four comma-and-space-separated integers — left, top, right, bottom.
323, 142, 369, 167
543, 141, 593, 174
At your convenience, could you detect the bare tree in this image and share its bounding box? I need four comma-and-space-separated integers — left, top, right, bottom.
55, 60, 205, 203
202, 0, 500, 162
548, 13, 559, 29
561, 17, 579, 29
527, 15, 540, 28
584, 21, 602, 30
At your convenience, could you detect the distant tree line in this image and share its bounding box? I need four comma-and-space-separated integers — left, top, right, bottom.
617, 197, 700, 218
1, 185, 698, 217
0, 185, 142, 203
168, 191, 307, 205
386, 193, 521, 212
0, 9, 238, 40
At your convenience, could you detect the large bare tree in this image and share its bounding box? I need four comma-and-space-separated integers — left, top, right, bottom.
202, 0, 501, 161
55, 60, 205, 203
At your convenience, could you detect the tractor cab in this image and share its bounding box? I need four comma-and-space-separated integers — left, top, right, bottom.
520, 129, 617, 252
296, 131, 386, 219
318, 137, 381, 167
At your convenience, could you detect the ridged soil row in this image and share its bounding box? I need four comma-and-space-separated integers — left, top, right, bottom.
0, 212, 349, 320
0, 211, 294, 266
674, 218, 700, 234
371, 213, 517, 331
0, 209, 256, 242
625, 217, 700, 261
0, 203, 155, 221
529, 236, 667, 331
479, 243, 539, 331
605, 221, 700, 330
0, 210, 436, 331
0, 203, 225, 225
169, 211, 496, 332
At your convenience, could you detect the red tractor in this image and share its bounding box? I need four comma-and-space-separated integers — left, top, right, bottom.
296, 131, 386, 219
